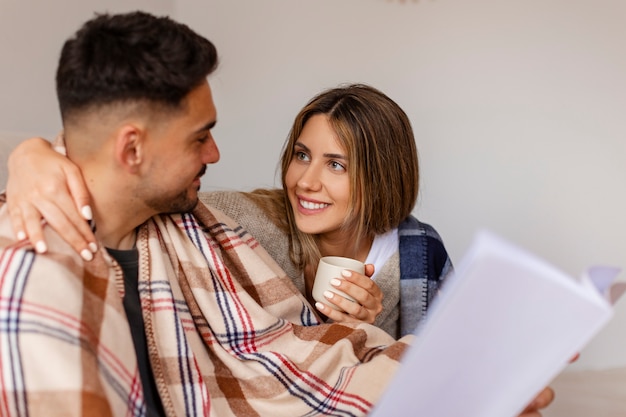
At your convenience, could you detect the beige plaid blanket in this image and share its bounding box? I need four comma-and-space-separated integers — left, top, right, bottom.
0, 199, 411, 416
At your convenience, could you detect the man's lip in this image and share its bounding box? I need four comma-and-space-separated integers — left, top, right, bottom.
193, 166, 206, 184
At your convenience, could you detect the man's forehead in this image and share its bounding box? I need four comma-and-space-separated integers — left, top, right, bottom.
189, 81, 217, 120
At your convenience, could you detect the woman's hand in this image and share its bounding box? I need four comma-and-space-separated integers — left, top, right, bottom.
6, 137, 97, 260
315, 264, 384, 324
517, 386, 555, 416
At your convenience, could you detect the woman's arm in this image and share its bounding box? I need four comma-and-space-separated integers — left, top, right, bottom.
7, 137, 97, 260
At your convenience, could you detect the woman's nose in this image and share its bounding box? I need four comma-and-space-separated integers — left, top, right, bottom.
297, 165, 322, 191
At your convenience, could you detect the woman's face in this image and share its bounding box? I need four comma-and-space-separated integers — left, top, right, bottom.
284, 114, 352, 238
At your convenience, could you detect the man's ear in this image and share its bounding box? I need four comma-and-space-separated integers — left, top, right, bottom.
114, 125, 145, 174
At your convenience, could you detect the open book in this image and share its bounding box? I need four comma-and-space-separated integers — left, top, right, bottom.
370, 230, 625, 417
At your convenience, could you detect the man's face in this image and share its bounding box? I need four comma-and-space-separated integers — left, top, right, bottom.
141, 80, 219, 214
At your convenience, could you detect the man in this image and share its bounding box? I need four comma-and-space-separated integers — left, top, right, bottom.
0, 11, 411, 417
1, 11, 555, 417
1, 11, 218, 416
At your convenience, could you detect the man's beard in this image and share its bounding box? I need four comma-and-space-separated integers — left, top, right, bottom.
144, 165, 206, 214
145, 186, 200, 215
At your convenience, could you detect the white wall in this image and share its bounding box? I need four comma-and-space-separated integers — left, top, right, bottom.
177, 0, 626, 371
0, 0, 624, 370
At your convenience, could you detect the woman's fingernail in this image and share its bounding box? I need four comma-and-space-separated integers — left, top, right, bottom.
341, 270, 351, 277
89, 242, 98, 253
323, 290, 334, 300
315, 302, 326, 311
81, 205, 93, 220
17, 231, 26, 241
35, 241, 47, 253
330, 278, 341, 287
80, 249, 94, 262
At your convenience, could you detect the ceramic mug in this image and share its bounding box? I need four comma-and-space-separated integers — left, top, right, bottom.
312, 256, 365, 311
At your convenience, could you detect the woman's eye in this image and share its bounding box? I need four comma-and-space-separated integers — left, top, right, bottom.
295, 151, 309, 161
330, 161, 346, 171
197, 135, 209, 143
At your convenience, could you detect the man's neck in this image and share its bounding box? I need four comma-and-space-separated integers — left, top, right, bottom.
81, 169, 153, 251
91, 199, 152, 250
103, 230, 137, 250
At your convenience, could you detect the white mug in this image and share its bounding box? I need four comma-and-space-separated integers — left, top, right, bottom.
312, 256, 365, 312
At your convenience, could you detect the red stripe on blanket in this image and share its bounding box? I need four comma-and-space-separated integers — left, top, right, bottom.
276, 354, 372, 413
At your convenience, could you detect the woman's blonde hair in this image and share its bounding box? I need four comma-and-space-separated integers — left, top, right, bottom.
248, 84, 419, 271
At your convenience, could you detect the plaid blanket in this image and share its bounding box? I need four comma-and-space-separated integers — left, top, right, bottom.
0, 200, 411, 416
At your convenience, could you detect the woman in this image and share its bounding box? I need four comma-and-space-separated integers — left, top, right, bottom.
224, 84, 452, 338
7, 84, 451, 338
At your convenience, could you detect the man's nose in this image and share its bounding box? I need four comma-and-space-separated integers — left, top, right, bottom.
202, 136, 220, 164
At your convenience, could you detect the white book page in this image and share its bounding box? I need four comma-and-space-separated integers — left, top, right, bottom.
371, 230, 618, 417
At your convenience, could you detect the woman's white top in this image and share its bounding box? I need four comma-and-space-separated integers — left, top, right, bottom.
365, 228, 399, 280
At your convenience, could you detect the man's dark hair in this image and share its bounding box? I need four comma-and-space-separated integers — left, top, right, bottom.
56, 11, 218, 122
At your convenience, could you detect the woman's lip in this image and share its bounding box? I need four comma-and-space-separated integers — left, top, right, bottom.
297, 197, 330, 211
296, 194, 327, 205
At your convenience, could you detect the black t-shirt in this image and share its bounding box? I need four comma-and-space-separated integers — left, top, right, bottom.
106, 247, 165, 417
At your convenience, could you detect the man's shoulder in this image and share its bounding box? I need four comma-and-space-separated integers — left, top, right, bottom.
0, 203, 90, 270
0, 216, 119, 330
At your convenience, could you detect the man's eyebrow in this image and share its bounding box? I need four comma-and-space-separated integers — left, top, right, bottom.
195, 120, 216, 133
